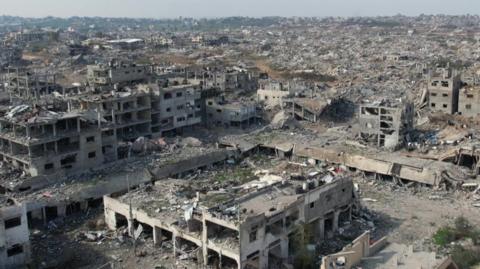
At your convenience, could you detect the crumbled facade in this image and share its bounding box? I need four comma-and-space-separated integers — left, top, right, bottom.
292, 98, 329, 123
0, 108, 104, 176
149, 83, 203, 136
104, 175, 355, 269
321, 231, 458, 269
359, 99, 414, 149
206, 97, 257, 128
428, 68, 462, 114
0, 199, 30, 269
458, 85, 480, 117
4, 68, 59, 101
87, 60, 151, 86
256, 81, 289, 107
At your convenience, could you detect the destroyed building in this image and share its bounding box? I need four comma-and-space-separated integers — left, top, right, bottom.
87, 60, 151, 86
320, 231, 458, 269
0, 198, 30, 269
206, 97, 258, 128
256, 81, 289, 107
0, 46, 22, 68
219, 69, 258, 92
106, 38, 145, 50
358, 99, 414, 149
76, 87, 152, 138
0, 79, 208, 177
0, 107, 105, 176
4, 68, 60, 102
8, 29, 59, 44
104, 170, 355, 269
428, 68, 462, 114
458, 84, 480, 117
147, 83, 203, 136
291, 98, 329, 123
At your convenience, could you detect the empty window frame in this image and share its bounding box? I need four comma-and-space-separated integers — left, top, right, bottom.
5, 217, 21, 229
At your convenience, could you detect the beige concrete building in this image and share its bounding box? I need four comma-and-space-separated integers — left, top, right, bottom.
104, 176, 355, 269
428, 68, 462, 114
0, 199, 30, 269
292, 98, 329, 123
149, 83, 203, 136
4, 68, 59, 101
75, 89, 152, 160
87, 60, 151, 86
458, 85, 480, 117
0, 108, 104, 177
206, 97, 257, 128
359, 99, 414, 149
257, 81, 289, 107
321, 231, 458, 269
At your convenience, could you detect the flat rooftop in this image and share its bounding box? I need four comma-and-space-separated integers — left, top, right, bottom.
114, 154, 341, 225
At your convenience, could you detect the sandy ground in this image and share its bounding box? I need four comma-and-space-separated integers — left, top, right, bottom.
356, 176, 480, 250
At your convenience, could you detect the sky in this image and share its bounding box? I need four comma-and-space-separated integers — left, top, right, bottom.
0, 0, 479, 18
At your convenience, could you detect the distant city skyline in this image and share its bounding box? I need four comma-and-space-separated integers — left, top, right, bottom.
1, 0, 480, 18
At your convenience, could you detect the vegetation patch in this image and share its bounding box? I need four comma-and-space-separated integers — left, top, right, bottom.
432, 217, 480, 268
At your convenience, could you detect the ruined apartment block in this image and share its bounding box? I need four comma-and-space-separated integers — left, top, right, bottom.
428, 68, 462, 114
0, 108, 104, 177
0, 80, 208, 177
5, 68, 59, 101
104, 176, 355, 269
206, 97, 257, 128
75, 89, 152, 160
359, 99, 414, 149
256, 81, 289, 107
221, 70, 258, 92
8, 29, 59, 44
458, 84, 480, 117
320, 231, 458, 269
87, 60, 151, 86
0, 199, 30, 269
292, 98, 328, 123
149, 83, 203, 136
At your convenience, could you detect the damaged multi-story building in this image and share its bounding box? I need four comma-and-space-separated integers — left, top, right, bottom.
87, 60, 152, 87
0, 78, 209, 177
219, 69, 258, 92
146, 82, 203, 136
0, 106, 105, 176
4, 68, 60, 102
206, 97, 258, 128
104, 171, 355, 269
0, 46, 22, 68
358, 99, 414, 149
458, 81, 480, 117
256, 81, 289, 107
428, 68, 462, 114
0, 198, 30, 269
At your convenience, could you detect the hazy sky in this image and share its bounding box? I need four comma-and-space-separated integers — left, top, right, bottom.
1, 0, 479, 18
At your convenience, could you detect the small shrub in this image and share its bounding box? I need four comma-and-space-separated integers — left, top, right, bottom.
433, 226, 456, 247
